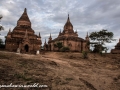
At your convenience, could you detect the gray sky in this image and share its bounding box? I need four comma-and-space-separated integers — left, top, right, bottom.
0, 0, 120, 52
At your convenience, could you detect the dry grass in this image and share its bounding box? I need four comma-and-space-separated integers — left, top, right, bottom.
0, 51, 120, 90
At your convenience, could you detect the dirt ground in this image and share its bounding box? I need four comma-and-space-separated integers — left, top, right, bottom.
0, 51, 120, 90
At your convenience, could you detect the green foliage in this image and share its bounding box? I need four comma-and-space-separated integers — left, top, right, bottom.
0, 38, 3, 44
86, 41, 90, 46
93, 44, 104, 53
82, 51, 88, 59
0, 26, 4, 31
54, 42, 63, 51
61, 46, 70, 52
89, 29, 115, 53
0, 38, 5, 48
89, 29, 114, 43
0, 15, 4, 31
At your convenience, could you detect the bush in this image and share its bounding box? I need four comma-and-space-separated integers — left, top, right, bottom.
0, 39, 5, 49
0, 44, 5, 48
60, 47, 70, 52
54, 42, 63, 51
82, 51, 88, 59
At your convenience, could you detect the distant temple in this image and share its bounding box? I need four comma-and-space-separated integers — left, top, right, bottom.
111, 39, 120, 54
44, 14, 89, 52
5, 8, 42, 53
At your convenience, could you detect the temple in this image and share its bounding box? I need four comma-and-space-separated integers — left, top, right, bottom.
44, 14, 89, 52
111, 39, 120, 54
5, 8, 42, 53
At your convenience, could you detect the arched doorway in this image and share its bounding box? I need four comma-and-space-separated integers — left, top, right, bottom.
24, 44, 29, 52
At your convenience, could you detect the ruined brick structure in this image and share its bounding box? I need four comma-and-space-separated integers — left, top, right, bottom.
44, 14, 89, 52
111, 39, 120, 54
5, 8, 42, 53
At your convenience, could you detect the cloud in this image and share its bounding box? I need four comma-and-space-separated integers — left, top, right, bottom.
0, 0, 120, 51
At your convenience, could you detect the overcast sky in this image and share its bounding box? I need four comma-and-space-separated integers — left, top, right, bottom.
0, 0, 120, 52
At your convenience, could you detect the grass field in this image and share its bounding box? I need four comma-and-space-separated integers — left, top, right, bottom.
0, 51, 120, 90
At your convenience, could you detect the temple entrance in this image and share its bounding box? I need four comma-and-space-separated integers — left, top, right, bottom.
24, 44, 29, 52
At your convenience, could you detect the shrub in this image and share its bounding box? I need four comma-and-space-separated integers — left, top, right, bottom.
54, 42, 63, 51
65, 78, 74, 81
60, 47, 70, 52
82, 51, 88, 59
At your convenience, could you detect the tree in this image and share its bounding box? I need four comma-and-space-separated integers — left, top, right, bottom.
0, 38, 3, 45
82, 51, 88, 59
0, 38, 5, 48
0, 26, 4, 31
54, 42, 63, 51
0, 15, 4, 31
89, 29, 115, 53
0, 15, 5, 49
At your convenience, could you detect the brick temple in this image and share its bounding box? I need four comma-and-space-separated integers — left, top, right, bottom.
5, 8, 42, 53
44, 14, 89, 52
111, 39, 120, 54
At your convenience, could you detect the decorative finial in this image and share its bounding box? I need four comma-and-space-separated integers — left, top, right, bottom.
45, 39, 46, 44
67, 13, 70, 22
76, 29, 77, 33
9, 28, 11, 32
24, 8, 27, 13
87, 32, 88, 37
49, 33, 52, 41
60, 29, 61, 33
39, 32, 41, 38
50, 33, 52, 38
85, 32, 89, 40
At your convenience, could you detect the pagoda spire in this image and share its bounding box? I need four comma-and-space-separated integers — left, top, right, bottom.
44, 39, 46, 44
24, 8, 27, 13
39, 32, 41, 38
64, 14, 73, 31
67, 14, 70, 22
49, 33, 52, 41
86, 32, 88, 37
75, 29, 77, 33
50, 33, 51, 38
59, 29, 61, 33
17, 8, 31, 27
7, 28, 11, 35
18, 8, 30, 22
86, 32, 89, 41
9, 28, 11, 33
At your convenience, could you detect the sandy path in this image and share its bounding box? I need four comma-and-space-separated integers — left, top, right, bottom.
40, 52, 120, 90
16, 52, 120, 90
